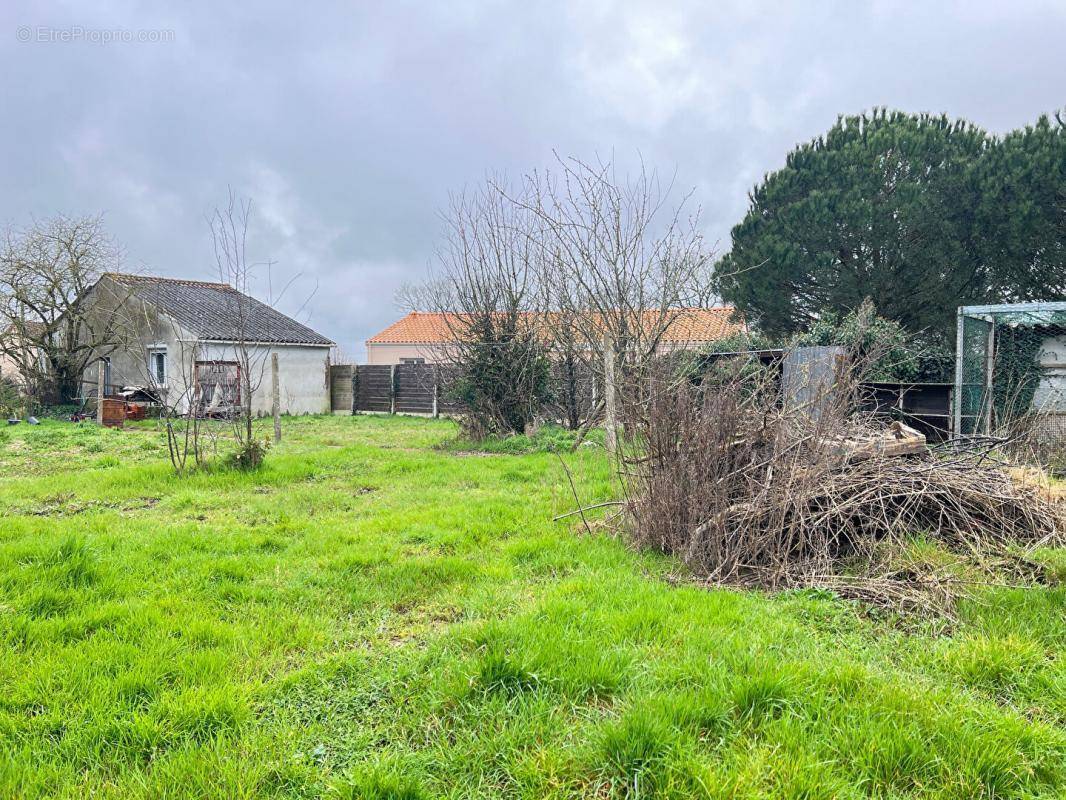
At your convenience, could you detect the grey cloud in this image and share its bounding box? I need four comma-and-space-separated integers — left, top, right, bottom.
2, 1, 1063, 357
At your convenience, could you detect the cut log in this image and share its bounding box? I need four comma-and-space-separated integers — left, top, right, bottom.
836, 421, 927, 462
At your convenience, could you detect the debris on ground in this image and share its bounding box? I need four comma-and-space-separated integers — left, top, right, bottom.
625, 358, 1064, 618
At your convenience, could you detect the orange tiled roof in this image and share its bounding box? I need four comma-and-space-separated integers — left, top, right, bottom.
367, 308, 744, 345
654, 307, 746, 342
367, 312, 457, 344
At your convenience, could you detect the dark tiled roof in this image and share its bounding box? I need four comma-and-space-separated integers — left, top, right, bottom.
104, 273, 333, 346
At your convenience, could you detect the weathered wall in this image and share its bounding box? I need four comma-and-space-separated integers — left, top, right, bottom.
330, 364, 355, 413
78, 283, 197, 404
196, 342, 331, 415
0, 348, 24, 383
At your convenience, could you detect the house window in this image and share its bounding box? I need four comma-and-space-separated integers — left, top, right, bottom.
400, 357, 426, 365
148, 348, 167, 386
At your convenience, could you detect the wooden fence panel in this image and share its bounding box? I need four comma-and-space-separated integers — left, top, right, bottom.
339, 361, 586, 419
394, 364, 435, 414
335, 353, 957, 438
355, 365, 393, 413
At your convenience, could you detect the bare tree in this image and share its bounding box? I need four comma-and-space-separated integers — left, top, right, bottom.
207, 191, 310, 466
204, 193, 269, 462
123, 300, 215, 474
151, 338, 213, 475
401, 178, 552, 437
0, 215, 133, 405
515, 155, 718, 445
400, 156, 719, 441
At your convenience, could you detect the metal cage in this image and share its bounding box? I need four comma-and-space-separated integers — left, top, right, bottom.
953, 301, 1066, 439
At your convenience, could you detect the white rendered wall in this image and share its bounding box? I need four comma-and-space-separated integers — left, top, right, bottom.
196, 342, 331, 415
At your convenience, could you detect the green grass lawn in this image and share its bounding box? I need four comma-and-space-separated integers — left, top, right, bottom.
0, 415, 1062, 799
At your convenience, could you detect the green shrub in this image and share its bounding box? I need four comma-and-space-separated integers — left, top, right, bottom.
34, 404, 82, 420
793, 300, 918, 381
225, 438, 269, 470
446, 317, 553, 438
700, 329, 777, 354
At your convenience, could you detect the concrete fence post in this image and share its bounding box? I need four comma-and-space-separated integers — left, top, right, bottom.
271, 353, 281, 444
432, 370, 439, 418
351, 365, 358, 415
603, 335, 618, 459
389, 364, 396, 415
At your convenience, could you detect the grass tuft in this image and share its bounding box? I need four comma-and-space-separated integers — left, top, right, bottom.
45, 535, 97, 587
474, 642, 539, 695
331, 761, 428, 800
595, 707, 676, 795
944, 634, 1046, 694
732, 671, 795, 723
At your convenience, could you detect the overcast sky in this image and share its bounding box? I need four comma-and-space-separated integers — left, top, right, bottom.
2, 2, 1063, 357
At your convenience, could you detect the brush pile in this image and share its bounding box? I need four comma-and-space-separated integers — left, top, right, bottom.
625, 354, 1064, 611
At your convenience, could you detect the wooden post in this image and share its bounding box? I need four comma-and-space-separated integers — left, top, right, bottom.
271, 352, 281, 444
389, 364, 396, 415
603, 335, 618, 458
96, 359, 105, 425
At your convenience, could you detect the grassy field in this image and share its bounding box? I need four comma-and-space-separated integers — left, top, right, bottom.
0, 415, 1062, 799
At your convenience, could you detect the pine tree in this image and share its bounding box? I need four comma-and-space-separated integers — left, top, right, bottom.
715, 109, 1066, 339
975, 113, 1066, 302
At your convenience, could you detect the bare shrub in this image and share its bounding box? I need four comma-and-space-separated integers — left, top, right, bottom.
626, 335, 1063, 611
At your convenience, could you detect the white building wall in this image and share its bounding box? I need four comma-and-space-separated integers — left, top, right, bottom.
79, 290, 195, 401
1033, 334, 1066, 413
196, 342, 331, 415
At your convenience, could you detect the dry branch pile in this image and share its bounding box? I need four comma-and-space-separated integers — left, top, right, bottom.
625, 355, 1064, 612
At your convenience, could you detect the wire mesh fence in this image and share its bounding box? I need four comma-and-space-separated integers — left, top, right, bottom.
955, 302, 1066, 459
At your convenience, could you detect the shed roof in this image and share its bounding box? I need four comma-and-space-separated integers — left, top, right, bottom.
103, 273, 334, 346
